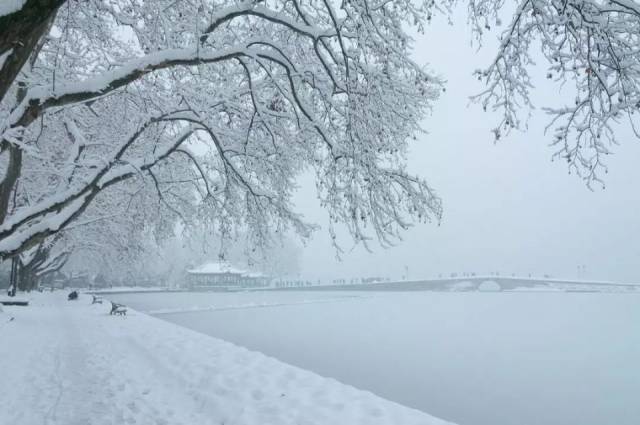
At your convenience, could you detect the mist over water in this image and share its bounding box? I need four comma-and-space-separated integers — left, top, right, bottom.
114, 291, 640, 425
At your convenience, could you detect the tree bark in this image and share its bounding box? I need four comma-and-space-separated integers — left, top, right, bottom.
0, 0, 65, 104
17, 243, 45, 291
17, 263, 36, 292
1, 1, 62, 227
15, 239, 69, 291
7, 256, 18, 296
0, 145, 22, 224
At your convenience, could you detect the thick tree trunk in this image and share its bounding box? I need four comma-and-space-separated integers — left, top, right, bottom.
17, 263, 37, 292
1, 1, 62, 234
0, 0, 65, 104
15, 240, 69, 292
19, 244, 45, 291
7, 257, 17, 296
0, 145, 22, 223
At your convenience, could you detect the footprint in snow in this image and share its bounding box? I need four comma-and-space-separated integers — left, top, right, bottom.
127, 401, 140, 413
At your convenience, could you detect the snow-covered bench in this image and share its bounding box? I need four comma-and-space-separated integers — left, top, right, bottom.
91, 295, 103, 305
109, 301, 127, 316
1, 299, 29, 306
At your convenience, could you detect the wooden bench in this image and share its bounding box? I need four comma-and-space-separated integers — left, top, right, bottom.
0, 299, 29, 306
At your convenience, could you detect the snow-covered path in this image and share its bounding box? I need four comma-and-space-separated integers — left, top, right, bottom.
0, 292, 452, 425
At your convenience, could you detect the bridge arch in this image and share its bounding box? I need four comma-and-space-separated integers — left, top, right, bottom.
478, 280, 501, 291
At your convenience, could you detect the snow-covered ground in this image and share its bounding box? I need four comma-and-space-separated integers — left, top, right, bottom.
0, 292, 452, 425
143, 295, 369, 315
89, 286, 183, 294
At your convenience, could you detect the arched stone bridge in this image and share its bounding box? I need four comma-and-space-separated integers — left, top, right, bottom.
276, 276, 640, 292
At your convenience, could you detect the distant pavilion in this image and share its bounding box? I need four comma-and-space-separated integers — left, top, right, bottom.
186, 262, 270, 290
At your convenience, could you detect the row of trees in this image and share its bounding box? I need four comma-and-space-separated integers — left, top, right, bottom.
1, 0, 640, 292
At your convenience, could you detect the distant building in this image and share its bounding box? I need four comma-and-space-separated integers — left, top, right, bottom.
361, 277, 384, 284
186, 262, 270, 290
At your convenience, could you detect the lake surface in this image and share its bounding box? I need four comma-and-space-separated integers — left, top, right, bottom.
112, 291, 640, 425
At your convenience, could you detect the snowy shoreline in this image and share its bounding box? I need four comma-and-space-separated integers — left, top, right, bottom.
87, 286, 188, 295
143, 296, 370, 316
1, 292, 453, 425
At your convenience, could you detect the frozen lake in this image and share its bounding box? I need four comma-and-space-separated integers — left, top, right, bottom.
112, 291, 640, 425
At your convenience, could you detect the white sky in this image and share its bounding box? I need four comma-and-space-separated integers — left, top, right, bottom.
292, 7, 640, 284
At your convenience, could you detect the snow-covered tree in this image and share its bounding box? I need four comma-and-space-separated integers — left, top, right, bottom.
0, 1, 65, 102
0, 0, 442, 260
464, 0, 640, 186
14, 235, 70, 291
53, 187, 174, 287
6, 184, 164, 292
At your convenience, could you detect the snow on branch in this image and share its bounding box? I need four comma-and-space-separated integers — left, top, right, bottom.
468, 0, 640, 187
0, 0, 443, 258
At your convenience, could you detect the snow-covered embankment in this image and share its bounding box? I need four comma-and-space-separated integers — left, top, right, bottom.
0, 292, 453, 425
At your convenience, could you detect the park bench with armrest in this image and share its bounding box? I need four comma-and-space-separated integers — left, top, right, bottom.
109, 301, 127, 316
